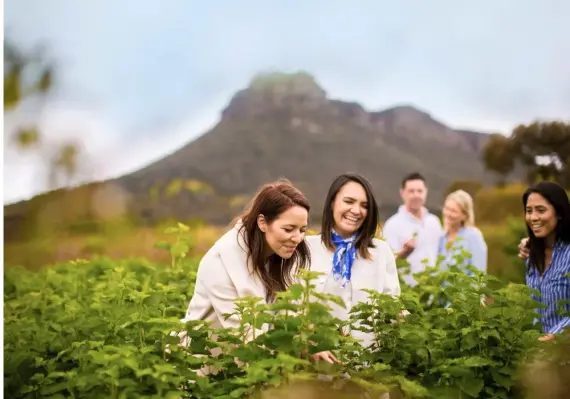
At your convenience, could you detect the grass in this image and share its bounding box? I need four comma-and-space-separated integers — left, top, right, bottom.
5, 219, 524, 287
4, 224, 225, 271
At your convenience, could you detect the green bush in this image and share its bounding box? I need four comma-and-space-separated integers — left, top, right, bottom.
475, 184, 570, 226
67, 219, 103, 235
445, 179, 483, 198
499, 217, 529, 284
5, 223, 556, 399
81, 236, 107, 256
475, 184, 527, 225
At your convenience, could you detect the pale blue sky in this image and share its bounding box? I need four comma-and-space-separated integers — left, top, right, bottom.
4, 0, 570, 203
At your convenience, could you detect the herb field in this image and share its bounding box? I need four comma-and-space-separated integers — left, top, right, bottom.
3, 227, 568, 398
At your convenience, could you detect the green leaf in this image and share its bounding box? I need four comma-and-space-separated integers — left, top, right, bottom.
170, 241, 189, 258
177, 222, 190, 232
459, 375, 484, 397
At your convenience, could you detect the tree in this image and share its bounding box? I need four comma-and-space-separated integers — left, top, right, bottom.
482, 122, 570, 188
4, 40, 51, 149
4, 42, 52, 106
481, 133, 516, 185
4, 39, 81, 192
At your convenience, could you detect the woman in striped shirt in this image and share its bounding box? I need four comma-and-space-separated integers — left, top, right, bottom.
523, 181, 570, 341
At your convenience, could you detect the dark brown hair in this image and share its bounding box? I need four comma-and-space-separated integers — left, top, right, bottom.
401, 172, 426, 189
320, 173, 379, 259
523, 181, 570, 274
233, 179, 311, 301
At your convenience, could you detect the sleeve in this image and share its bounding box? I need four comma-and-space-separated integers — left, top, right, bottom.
382, 218, 402, 254
548, 317, 570, 335
435, 216, 444, 236
548, 264, 570, 334
382, 244, 401, 297
184, 253, 265, 343
467, 228, 488, 273
199, 253, 243, 330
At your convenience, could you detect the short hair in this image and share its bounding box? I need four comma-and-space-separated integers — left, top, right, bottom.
401, 172, 426, 189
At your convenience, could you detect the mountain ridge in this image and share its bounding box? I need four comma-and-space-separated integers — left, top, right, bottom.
5, 71, 509, 238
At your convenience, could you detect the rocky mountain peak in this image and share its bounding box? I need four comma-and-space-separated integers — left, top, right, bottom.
221, 71, 327, 118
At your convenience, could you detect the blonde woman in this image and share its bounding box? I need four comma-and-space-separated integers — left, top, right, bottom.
438, 190, 488, 273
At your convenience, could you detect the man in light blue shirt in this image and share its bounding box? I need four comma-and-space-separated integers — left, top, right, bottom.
382, 172, 443, 286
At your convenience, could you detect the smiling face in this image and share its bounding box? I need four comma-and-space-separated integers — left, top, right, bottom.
400, 179, 427, 213
331, 181, 368, 238
442, 198, 465, 229
258, 205, 308, 259
525, 192, 558, 240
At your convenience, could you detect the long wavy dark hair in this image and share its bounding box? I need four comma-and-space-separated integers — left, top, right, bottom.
233, 179, 311, 301
523, 181, 570, 274
320, 173, 380, 259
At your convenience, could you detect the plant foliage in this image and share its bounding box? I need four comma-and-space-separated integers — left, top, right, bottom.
3, 224, 560, 398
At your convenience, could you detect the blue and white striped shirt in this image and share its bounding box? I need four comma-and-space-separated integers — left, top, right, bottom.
526, 240, 570, 335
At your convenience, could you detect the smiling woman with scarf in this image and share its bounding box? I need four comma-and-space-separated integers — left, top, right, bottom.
306, 173, 402, 361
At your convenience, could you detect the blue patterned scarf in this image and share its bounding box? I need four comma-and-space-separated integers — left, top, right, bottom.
331, 231, 357, 288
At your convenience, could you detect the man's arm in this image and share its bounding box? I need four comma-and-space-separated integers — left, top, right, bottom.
383, 219, 414, 260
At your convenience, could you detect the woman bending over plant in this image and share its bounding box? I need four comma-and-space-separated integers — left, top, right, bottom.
522, 181, 570, 341
179, 180, 309, 338
177, 179, 337, 360
306, 173, 403, 356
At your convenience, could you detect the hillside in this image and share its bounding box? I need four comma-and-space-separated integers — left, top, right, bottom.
5, 71, 505, 239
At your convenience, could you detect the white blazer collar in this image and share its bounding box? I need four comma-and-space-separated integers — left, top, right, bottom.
218, 221, 267, 301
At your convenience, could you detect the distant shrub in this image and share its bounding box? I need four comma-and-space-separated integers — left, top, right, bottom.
475, 183, 570, 225
474, 183, 527, 225
164, 178, 215, 198
478, 219, 527, 284
66, 219, 103, 235
81, 236, 106, 256
499, 217, 529, 283
445, 179, 483, 198
184, 218, 207, 229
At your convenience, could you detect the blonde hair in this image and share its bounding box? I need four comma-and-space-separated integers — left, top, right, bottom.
444, 189, 475, 232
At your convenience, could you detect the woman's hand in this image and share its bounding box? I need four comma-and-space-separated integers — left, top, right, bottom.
518, 238, 530, 259
311, 351, 341, 364
538, 333, 555, 342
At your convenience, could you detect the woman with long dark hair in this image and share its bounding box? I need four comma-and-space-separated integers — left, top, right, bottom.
523, 181, 570, 340
306, 173, 402, 354
180, 179, 311, 341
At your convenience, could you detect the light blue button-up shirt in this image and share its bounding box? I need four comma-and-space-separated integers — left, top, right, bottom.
437, 226, 488, 273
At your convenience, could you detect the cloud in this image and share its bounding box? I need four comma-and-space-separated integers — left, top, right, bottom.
3, 101, 222, 204
4, 0, 570, 202
4, 102, 120, 203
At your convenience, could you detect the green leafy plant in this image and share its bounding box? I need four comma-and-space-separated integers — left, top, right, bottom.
2, 222, 562, 398
154, 222, 195, 268
500, 216, 529, 283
